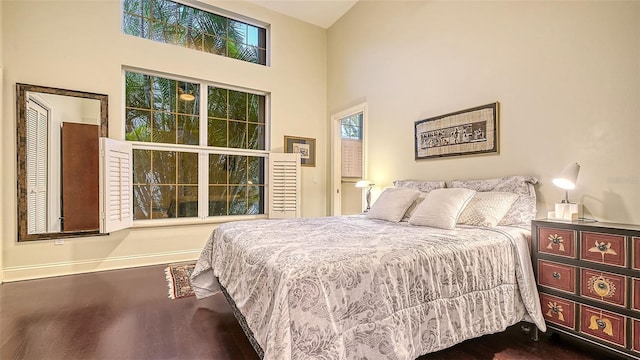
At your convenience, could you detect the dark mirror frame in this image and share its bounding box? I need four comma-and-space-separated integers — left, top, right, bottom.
16, 83, 108, 242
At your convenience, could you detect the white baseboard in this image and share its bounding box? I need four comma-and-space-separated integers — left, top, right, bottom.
1, 249, 202, 282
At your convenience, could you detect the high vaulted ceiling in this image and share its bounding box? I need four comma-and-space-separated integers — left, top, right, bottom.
247, 0, 359, 28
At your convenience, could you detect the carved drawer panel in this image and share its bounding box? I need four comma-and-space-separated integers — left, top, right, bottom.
579, 305, 626, 347
580, 269, 626, 307
538, 260, 576, 294
580, 232, 626, 267
634, 278, 640, 311
634, 237, 640, 271
538, 227, 576, 258
540, 293, 575, 330
634, 319, 640, 354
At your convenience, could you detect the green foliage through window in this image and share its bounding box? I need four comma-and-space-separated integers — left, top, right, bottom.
208, 154, 264, 216
125, 70, 267, 220
341, 113, 363, 140
123, 0, 267, 65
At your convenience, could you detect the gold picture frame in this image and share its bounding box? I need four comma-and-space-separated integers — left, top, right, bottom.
284, 135, 316, 167
414, 102, 499, 160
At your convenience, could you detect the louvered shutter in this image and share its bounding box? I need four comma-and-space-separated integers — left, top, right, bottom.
26, 100, 48, 234
268, 152, 300, 218
100, 138, 133, 233
341, 138, 363, 178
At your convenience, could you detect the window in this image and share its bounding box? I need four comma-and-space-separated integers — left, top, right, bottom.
125, 70, 267, 221
341, 113, 363, 140
122, 0, 267, 65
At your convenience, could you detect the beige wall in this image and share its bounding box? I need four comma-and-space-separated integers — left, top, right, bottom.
0, 0, 4, 282
328, 0, 640, 224
1, 0, 327, 281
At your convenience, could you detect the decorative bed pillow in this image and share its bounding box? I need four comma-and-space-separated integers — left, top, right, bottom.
394, 180, 445, 221
408, 188, 476, 229
449, 176, 538, 226
457, 191, 519, 227
393, 179, 446, 193
366, 187, 421, 222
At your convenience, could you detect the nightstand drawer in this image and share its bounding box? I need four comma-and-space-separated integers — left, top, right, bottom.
580, 269, 626, 307
538, 227, 576, 258
633, 278, 640, 311
580, 232, 626, 267
540, 293, 575, 330
579, 305, 627, 347
634, 319, 640, 354
538, 260, 576, 293
634, 237, 640, 270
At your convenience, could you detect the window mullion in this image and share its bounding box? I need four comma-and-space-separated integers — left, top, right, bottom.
198, 83, 208, 219
199, 83, 207, 147
198, 151, 208, 220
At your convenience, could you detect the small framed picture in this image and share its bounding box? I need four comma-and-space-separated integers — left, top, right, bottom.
284, 135, 316, 167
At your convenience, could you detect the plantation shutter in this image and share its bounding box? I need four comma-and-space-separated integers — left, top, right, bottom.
26, 100, 48, 234
100, 138, 133, 233
268, 152, 300, 219
341, 138, 362, 178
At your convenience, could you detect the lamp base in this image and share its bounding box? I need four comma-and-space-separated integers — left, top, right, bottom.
547, 203, 581, 221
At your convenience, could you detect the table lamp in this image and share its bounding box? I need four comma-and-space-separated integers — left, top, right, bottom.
551, 162, 581, 221
355, 180, 375, 212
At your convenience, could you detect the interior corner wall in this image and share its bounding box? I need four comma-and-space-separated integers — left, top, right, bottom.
1, 0, 327, 281
0, 0, 4, 283
328, 0, 640, 224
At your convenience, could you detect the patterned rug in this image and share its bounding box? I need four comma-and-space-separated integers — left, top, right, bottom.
164, 262, 196, 299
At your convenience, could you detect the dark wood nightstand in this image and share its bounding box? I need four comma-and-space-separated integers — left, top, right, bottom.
532, 219, 640, 359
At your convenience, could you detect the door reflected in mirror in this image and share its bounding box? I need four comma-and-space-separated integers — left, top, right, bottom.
16, 84, 108, 241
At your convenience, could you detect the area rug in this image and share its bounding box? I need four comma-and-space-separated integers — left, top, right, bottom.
164, 262, 196, 299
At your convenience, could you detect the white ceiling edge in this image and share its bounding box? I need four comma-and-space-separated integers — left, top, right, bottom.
246, 0, 359, 29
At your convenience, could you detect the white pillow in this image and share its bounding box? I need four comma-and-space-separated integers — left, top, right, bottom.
408, 188, 476, 229
449, 176, 538, 225
457, 191, 519, 227
366, 187, 421, 222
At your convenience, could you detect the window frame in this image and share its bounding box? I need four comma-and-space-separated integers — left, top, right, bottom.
122, 67, 271, 227
121, 0, 271, 67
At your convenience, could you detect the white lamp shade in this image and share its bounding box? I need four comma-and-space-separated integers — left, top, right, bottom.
355, 180, 374, 188
552, 163, 580, 190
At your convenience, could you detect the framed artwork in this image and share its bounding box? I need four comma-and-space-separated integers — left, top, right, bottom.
414, 102, 499, 160
284, 135, 316, 167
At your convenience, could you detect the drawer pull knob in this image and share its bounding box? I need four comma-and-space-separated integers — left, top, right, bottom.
545, 301, 565, 322
588, 275, 615, 298
546, 234, 565, 252
589, 316, 614, 336
552, 272, 561, 279
588, 241, 617, 263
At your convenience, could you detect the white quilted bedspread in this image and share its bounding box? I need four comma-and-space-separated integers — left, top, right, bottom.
191, 216, 546, 360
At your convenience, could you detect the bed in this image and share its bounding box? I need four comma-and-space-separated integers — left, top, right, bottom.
190, 176, 547, 360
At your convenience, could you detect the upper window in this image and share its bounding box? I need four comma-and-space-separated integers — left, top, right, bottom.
341, 113, 363, 140
122, 0, 267, 65
125, 70, 267, 221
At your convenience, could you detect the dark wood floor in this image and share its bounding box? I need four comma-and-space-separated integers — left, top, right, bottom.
0, 265, 627, 360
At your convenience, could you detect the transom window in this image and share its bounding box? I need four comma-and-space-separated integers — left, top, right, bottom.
125, 70, 267, 221
341, 113, 363, 140
122, 0, 267, 65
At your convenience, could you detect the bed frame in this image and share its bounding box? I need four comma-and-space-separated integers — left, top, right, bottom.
220, 282, 265, 358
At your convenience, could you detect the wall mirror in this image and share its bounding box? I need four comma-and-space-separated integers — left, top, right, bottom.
16, 84, 108, 242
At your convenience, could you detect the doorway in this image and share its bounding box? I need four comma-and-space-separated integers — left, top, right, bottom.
331, 103, 367, 215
